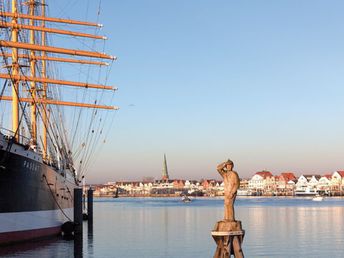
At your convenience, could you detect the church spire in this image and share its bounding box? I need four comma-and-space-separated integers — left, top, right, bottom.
162, 153, 169, 181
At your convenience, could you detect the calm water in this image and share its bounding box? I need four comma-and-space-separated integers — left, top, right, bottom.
1, 197, 344, 257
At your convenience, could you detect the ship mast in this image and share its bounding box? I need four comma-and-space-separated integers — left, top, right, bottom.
29, 0, 37, 144
1, 0, 118, 163
11, 0, 19, 142
41, 0, 47, 159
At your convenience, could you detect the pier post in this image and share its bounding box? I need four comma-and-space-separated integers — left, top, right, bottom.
212, 220, 244, 258
87, 188, 94, 223
74, 188, 83, 234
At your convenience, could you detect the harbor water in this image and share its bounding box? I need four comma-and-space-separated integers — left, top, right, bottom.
1, 197, 344, 257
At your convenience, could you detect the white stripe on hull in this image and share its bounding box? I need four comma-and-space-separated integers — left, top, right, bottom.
0, 208, 73, 233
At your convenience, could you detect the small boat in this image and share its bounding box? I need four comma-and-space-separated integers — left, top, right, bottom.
295, 188, 318, 196
312, 195, 324, 201
181, 195, 191, 203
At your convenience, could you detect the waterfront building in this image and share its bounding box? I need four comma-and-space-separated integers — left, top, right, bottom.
287, 180, 297, 195
239, 179, 249, 190
184, 180, 199, 191
200, 179, 211, 190
139, 182, 153, 195
170, 179, 186, 196
100, 186, 112, 195
151, 179, 175, 195
317, 175, 331, 194
330, 171, 344, 195
173, 179, 185, 189
92, 184, 118, 197
295, 175, 308, 192
275, 172, 297, 195
248, 170, 274, 195
306, 175, 321, 189
113, 181, 148, 196
184, 180, 191, 189
201, 180, 218, 190
237, 178, 250, 196
201, 179, 221, 196
295, 175, 320, 195
93, 186, 102, 197
154, 179, 174, 188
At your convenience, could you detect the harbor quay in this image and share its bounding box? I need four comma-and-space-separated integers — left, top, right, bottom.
90, 170, 344, 198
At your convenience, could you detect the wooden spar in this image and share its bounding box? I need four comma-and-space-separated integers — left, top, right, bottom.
0, 73, 116, 90
0, 96, 119, 110
0, 41, 115, 59
0, 53, 110, 65
11, 0, 19, 142
0, 12, 101, 27
29, 0, 37, 143
41, 0, 47, 160
0, 22, 106, 40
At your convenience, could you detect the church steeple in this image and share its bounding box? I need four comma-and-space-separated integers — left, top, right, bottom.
162, 154, 169, 181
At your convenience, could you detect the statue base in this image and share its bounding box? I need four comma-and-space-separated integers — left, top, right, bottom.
211, 220, 245, 258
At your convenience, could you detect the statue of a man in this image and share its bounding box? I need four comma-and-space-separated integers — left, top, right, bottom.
217, 159, 240, 221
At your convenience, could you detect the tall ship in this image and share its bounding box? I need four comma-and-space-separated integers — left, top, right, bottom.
0, 0, 117, 244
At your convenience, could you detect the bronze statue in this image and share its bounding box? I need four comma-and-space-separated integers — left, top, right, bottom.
217, 159, 240, 221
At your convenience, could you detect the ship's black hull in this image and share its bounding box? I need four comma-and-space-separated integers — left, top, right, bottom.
0, 146, 77, 244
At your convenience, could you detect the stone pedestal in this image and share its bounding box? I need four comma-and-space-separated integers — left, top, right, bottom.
211, 220, 245, 258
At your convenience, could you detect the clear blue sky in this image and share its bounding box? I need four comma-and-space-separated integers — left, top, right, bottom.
56, 0, 344, 183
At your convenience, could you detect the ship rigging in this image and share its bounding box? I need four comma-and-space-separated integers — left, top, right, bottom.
0, 0, 117, 179
0, 0, 117, 243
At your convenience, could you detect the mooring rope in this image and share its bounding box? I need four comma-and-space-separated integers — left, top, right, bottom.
42, 174, 73, 222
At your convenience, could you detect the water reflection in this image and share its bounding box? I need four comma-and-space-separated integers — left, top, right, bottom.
0, 236, 75, 257
87, 220, 94, 257
1, 197, 344, 257
242, 203, 344, 257
74, 233, 83, 258
162, 207, 169, 257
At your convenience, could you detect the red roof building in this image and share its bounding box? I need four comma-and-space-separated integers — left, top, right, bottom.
255, 171, 273, 179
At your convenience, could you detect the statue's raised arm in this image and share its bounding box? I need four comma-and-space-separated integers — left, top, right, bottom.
216, 161, 228, 178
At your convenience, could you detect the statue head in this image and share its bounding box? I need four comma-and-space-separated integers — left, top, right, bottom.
225, 159, 234, 170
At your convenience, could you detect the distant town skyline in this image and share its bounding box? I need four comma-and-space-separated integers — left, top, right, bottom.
58, 1, 344, 184
90, 153, 343, 183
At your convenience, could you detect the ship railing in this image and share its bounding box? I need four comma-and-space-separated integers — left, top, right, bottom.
0, 127, 43, 154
